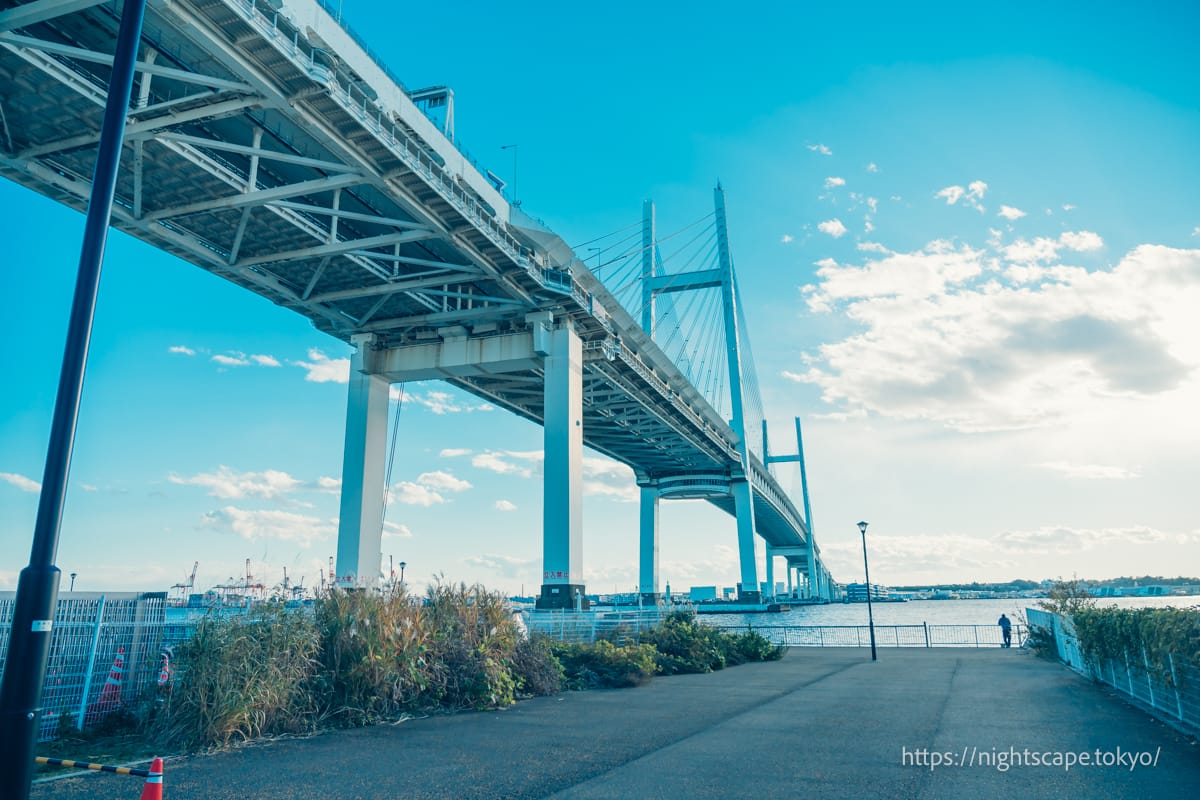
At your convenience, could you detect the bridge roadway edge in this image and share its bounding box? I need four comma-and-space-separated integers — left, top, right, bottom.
30, 650, 1200, 800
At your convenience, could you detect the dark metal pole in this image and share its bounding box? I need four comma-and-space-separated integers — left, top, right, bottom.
859, 521, 877, 661
0, 1, 146, 796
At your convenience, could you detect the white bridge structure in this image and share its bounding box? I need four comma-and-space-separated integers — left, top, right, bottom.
0, 0, 837, 606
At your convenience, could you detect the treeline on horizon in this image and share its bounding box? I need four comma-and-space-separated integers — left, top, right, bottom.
891, 576, 1200, 592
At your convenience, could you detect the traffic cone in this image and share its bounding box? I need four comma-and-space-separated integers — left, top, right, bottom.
139, 757, 163, 800
95, 646, 125, 709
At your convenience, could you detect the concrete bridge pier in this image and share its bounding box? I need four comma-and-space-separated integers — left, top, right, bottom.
638, 484, 661, 604
335, 334, 389, 587
535, 319, 587, 610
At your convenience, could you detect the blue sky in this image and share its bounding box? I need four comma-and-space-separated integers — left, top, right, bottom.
3, 0, 1199, 595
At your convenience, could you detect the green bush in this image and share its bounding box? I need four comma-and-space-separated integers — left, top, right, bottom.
641, 611, 783, 674
1071, 606, 1200, 686
724, 629, 785, 664
550, 640, 659, 689
510, 636, 565, 696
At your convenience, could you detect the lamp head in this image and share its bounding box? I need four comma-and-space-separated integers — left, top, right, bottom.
857, 521, 869, 535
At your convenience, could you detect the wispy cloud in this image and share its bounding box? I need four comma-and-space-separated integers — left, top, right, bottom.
1059, 230, 1103, 252
407, 390, 494, 415
494, 500, 517, 512
212, 353, 250, 367
1, 472, 40, 493
807, 143, 832, 156
168, 345, 196, 356
780, 234, 794, 244
1035, 462, 1141, 480
464, 553, 537, 579
471, 450, 543, 478
383, 520, 413, 539
416, 470, 472, 492
824, 176, 846, 189
997, 205, 1026, 221
169, 466, 301, 499
817, 219, 848, 238
201, 506, 332, 546
251, 354, 281, 367
388, 482, 445, 506
866, 162, 879, 173
439, 448, 472, 458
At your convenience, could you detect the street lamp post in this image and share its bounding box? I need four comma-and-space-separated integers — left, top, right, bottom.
398, 561, 406, 587
68, 573, 76, 592
858, 521, 877, 662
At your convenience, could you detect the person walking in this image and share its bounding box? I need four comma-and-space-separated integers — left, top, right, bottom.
998, 613, 1013, 648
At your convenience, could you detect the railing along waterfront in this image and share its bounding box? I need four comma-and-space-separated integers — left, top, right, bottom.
1026, 608, 1199, 737
522, 611, 1026, 649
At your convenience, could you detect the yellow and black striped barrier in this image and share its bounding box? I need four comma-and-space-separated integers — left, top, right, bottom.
34, 756, 152, 778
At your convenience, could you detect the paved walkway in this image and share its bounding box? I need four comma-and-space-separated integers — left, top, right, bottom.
33, 649, 1199, 799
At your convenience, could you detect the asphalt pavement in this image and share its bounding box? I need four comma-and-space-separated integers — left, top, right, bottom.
31, 648, 1200, 799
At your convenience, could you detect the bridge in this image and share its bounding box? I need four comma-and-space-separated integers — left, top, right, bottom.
0, 0, 837, 607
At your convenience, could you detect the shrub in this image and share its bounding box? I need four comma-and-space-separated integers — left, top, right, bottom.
641, 610, 727, 674
550, 640, 659, 689
1071, 606, 1200, 686
510, 635, 564, 696
154, 604, 319, 749
314, 587, 429, 726
723, 630, 784, 664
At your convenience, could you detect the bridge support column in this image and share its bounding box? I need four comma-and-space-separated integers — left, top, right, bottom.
536, 321, 587, 610
335, 334, 389, 587
638, 486, 660, 603
786, 562, 794, 597
731, 479, 760, 603
764, 546, 775, 601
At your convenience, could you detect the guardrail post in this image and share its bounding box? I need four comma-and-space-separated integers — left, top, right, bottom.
76, 594, 106, 730
973, 626, 979, 648
1124, 650, 1135, 695
924, 622, 930, 648
1142, 646, 1156, 709
1167, 653, 1185, 722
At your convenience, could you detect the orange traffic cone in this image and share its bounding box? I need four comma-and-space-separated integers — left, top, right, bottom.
96, 646, 125, 708
139, 757, 163, 800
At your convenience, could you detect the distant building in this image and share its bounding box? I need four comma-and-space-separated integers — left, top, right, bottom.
689, 585, 718, 602
845, 582, 889, 602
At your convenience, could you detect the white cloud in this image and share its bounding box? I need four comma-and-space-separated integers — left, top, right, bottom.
993, 525, 1177, 554
79, 483, 98, 492
201, 506, 332, 546
582, 456, 638, 502
315, 476, 341, 493
0, 472, 40, 493
388, 481, 445, 507
856, 241, 889, 254
936, 180, 987, 212
1059, 230, 1104, 252
866, 162, 879, 173
294, 349, 350, 383
465, 553, 537, 579
212, 353, 250, 367
780, 234, 794, 244
494, 500, 517, 511
471, 450, 543, 478
1063, 204, 1077, 212
251, 354, 281, 367
997, 205, 1026, 221
1034, 462, 1141, 480
416, 470, 472, 492
817, 219, 848, 238
382, 520, 413, 539
794, 243, 1200, 432
408, 390, 494, 415
168, 466, 303, 499
824, 176, 846, 189
439, 448, 472, 458
168, 345, 196, 356
807, 143, 832, 155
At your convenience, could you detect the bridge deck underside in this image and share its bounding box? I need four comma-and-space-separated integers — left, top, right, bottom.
0, 0, 815, 552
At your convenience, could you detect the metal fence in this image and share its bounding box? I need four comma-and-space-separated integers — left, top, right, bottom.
728, 623, 1027, 648
0, 592, 166, 741
1026, 608, 1199, 737
522, 610, 1025, 650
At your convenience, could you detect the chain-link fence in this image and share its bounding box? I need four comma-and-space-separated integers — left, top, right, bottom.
1026, 607, 1199, 737
0, 592, 166, 741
